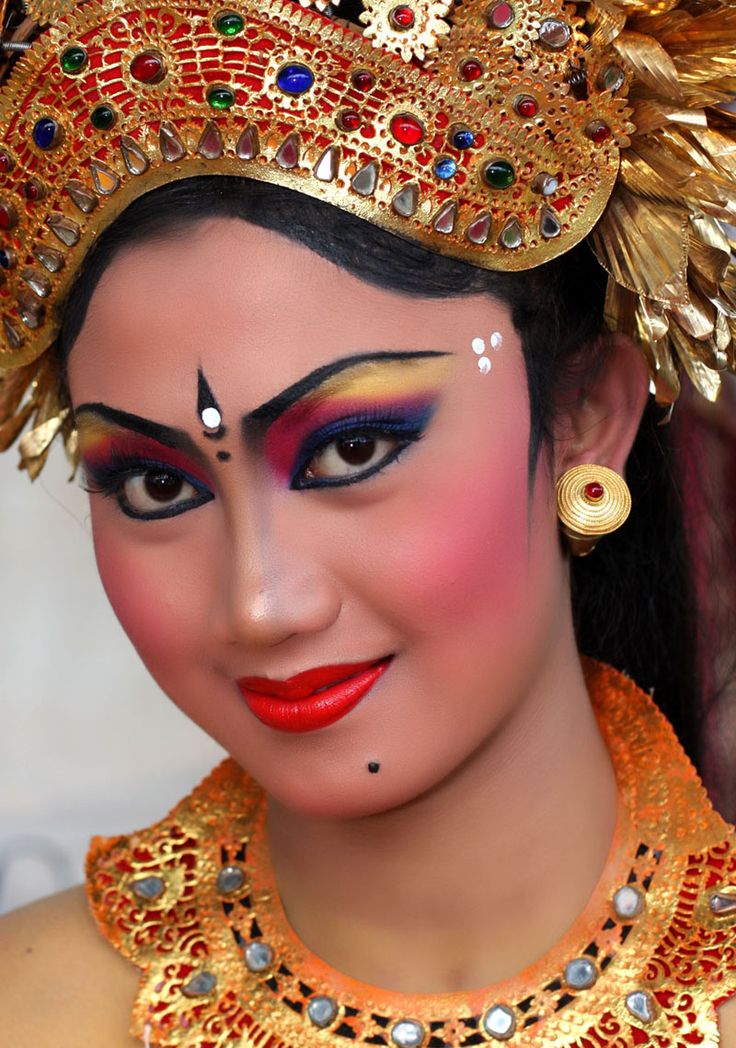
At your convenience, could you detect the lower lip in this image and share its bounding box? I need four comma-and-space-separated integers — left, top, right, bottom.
238, 658, 392, 733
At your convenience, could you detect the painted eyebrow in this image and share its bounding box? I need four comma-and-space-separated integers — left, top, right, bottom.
243, 350, 451, 439
74, 403, 204, 460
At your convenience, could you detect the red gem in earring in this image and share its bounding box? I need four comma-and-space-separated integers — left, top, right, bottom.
584, 481, 605, 501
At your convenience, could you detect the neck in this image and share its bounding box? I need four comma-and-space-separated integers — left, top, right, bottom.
266, 636, 618, 994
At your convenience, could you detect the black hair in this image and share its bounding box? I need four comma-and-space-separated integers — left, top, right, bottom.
56, 176, 705, 784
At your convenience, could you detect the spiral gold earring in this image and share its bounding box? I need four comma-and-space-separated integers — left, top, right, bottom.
556, 464, 632, 557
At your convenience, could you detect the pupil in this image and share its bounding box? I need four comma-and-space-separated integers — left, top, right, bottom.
338, 436, 376, 466
144, 472, 183, 502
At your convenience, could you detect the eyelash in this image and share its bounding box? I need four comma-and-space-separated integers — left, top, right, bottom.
290, 408, 431, 490
82, 449, 214, 521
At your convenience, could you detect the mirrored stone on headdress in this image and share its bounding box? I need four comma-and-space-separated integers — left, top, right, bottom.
314, 145, 340, 182
244, 940, 274, 972
307, 995, 339, 1028
2, 316, 23, 349
351, 160, 378, 197
65, 180, 98, 214
197, 122, 223, 160
482, 1003, 516, 1040
390, 1018, 425, 1046
182, 970, 217, 997
90, 160, 120, 196
275, 133, 300, 169
499, 216, 523, 249
120, 135, 150, 175
540, 207, 561, 239
392, 183, 419, 217
710, 890, 736, 916
22, 267, 50, 298
159, 122, 186, 162
466, 212, 491, 244
613, 884, 644, 919
32, 244, 64, 273
532, 172, 559, 196
537, 19, 571, 50
625, 990, 656, 1024
433, 201, 457, 234
597, 63, 625, 93
18, 294, 44, 329
236, 125, 260, 160
563, 956, 597, 989
130, 874, 166, 900
46, 213, 80, 246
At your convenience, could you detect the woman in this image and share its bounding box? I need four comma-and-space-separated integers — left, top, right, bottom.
1, 0, 735, 1042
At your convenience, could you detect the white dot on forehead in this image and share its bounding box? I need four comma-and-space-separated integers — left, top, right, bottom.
471, 337, 485, 355
490, 331, 503, 350
201, 406, 222, 430
478, 357, 492, 374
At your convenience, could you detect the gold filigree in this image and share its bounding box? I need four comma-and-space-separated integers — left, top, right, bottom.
86, 662, 736, 1048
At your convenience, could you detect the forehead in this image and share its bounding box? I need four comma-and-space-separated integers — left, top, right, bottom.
66, 216, 514, 414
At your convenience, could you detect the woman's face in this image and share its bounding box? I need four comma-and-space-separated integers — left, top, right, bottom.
67, 216, 569, 818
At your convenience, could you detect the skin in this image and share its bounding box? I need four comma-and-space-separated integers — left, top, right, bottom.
3, 215, 736, 1043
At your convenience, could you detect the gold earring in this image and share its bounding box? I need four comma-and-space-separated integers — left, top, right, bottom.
556, 464, 632, 557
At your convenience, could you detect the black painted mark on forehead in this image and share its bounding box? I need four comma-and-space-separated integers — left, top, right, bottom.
197, 368, 227, 441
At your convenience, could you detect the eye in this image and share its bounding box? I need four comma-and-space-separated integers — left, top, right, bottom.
293, 424, 421, 490
83, 456, 214, 520
121, 470, 193, 513
303, 433, 403, 482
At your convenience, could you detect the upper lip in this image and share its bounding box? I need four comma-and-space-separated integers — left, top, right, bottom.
238, 656, 392, 701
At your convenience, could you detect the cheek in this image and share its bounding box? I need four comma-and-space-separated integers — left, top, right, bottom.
90, 510, 207, 672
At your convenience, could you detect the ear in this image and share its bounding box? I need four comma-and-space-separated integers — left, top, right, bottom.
553, 333, 650, 477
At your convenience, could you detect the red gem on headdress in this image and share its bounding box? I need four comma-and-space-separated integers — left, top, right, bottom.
130, 52, 166, 85
460, 59, 483, 82
390, 5, 416, 28
352, 70, 375, 92
514, 95, 538, 118
21, 180, 44, 202
338, 109, 361, 131
390, 113, 424, 146
487, 1, 514, 28
0, 151, 14, 174
584, 482, 605, 501
0, 202, 18, 229
587, 121, 611, 144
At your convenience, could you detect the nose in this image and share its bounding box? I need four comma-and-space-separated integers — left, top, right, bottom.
209, 497, 342, 649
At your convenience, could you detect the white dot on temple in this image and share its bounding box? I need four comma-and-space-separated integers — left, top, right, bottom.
471, 336, 485, 355
201, 406, 222, 429
478, 357, 492, 374
490, 331, 503, 349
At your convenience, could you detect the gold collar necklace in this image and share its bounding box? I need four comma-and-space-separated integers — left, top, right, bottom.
86, 661, 736, 1047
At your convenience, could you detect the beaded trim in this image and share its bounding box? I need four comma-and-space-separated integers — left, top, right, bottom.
86, 661, 736, 1047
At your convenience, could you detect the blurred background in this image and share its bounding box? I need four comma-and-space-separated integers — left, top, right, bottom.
0, 446, 224, 914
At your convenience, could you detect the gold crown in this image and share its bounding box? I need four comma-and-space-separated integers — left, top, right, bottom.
0, 0, 734, 476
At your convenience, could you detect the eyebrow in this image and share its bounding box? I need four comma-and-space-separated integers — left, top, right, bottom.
74, 403, 203, 459
243, 350, 451, 438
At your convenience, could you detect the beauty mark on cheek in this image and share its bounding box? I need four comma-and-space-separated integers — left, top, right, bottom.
471, 331, 503, 374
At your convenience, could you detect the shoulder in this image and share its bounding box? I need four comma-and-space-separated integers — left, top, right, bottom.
0, 884, 140, 1047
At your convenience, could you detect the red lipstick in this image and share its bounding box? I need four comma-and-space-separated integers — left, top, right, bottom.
237, 656, 393, 733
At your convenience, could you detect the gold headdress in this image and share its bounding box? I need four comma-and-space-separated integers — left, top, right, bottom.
0, 0, 734, 476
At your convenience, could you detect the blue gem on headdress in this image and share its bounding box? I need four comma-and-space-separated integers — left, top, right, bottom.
434, 157, 457, 180
276, 63, 315, 96
32, 118, 59, 150
0, 249, 12, 268
451, 129, 475, 150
